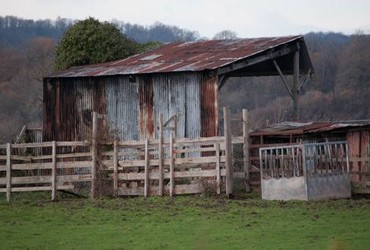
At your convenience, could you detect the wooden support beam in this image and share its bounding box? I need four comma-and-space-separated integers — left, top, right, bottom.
298, 69, 311, 92
243, 109, 251, 192
224, 107, 233, 197
217, 74, 228, 91
51, 141, 57, 201
273, 60, 293, 98
217, 45, 295, 75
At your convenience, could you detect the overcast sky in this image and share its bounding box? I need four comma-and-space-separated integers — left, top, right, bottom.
2, 0, 370, 38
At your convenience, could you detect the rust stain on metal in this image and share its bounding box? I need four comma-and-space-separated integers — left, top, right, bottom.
139, 76, 154, 140
46, 36, 310, 78
200, 74, 217, 137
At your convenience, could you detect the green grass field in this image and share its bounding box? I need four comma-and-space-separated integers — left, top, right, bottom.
0, 193, 369, 250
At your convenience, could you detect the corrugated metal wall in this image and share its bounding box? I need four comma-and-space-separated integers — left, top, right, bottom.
43, 72, 218, 142
106, 76, 139, 141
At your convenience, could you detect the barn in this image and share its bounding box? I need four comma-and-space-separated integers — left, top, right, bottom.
43, 35, 313, 142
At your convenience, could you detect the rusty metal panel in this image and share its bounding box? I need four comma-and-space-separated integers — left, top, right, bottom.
139, 75, 154, 140
106, 76, 139, 141
43, 77, 107, 142
200, 74, 218, 137
46, 36, 312, 78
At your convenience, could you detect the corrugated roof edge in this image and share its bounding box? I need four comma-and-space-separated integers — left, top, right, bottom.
45, 35, 309, 79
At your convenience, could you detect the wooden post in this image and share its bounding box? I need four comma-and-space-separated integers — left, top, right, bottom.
169, 132, 174, 197
293, 45, 300, 120
51, 141, 57, 201
113, 139, 118, 196
216, 142, 221, 195
6, 143, 11, 202
91, 111, 98, 199
224, 107, 233, 197
144, 138, 149, 197
158, 113, 164, 196
243, 109, 251, 192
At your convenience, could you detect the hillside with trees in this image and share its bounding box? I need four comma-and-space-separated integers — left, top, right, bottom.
0, 16, 369, 142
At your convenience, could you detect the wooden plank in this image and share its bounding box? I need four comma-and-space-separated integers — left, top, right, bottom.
51, 141, 57, 201
170, 133, 174, 197
144, 138, 149, 197
224, 107, 233, 197
56, 152, 92, 159
216, 143, 221, 194
174, 147, 217, 154
113, 139, 118, 196
57, 161, 92, 169
11, 186, 51, 192
56, 141, 91, 147
243, 109, 250, 192
56, 174, 92, 183
6, 143, 11, 202
11, 142, 53, 149
1, 185, 74, 192
12, 163, 53, 170
8, 175, 51, 185
158, 113, 164, 196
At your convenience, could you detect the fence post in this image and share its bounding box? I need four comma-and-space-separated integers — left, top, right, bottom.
216, 142, 221, 195
6, 143, 11, 202
158, 113, 164, 196
91, 111, 98, 199
243, 109, 251, 192
113, 139, 118, 196
224, 107, 233, 198
144, 138, 149, 197
169, 132, 174, 197
51, 141, 57, 201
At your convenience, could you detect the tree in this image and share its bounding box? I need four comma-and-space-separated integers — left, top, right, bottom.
55, 17, 139, 70
213, 30, 238, 40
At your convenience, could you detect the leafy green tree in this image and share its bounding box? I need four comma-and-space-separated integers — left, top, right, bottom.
55, 17, 139, 70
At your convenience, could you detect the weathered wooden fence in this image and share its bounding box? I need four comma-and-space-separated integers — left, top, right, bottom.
0, 136, 246, 201
0, 107, 251, 201
0, 141, 92, 202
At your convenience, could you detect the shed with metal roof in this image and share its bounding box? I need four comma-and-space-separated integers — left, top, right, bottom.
43, 35, 313, 142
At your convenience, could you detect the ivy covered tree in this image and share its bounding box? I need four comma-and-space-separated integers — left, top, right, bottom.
55, 17, 139, 70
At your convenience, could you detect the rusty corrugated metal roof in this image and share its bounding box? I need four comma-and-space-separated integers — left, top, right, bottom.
47, 35, 308, 78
